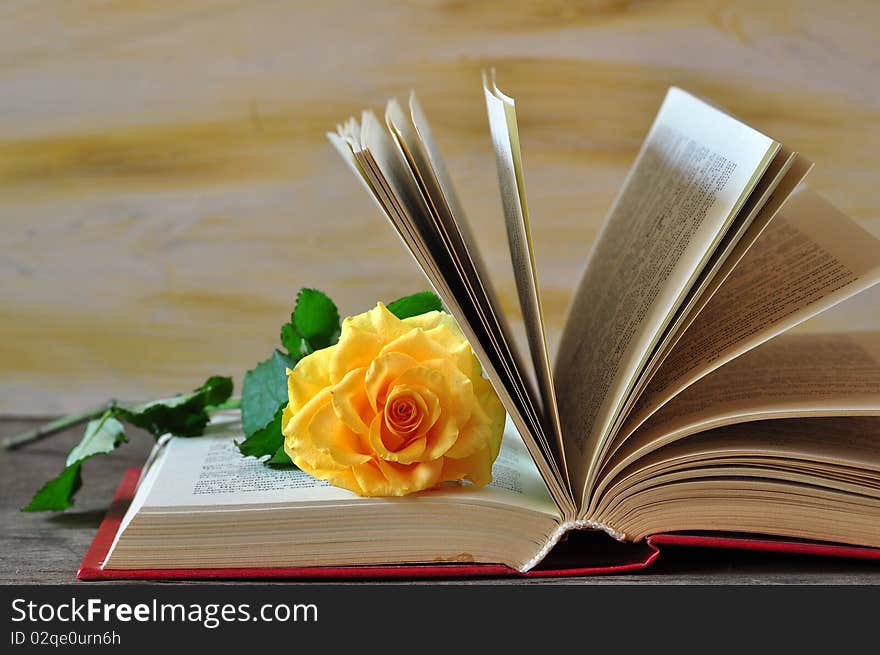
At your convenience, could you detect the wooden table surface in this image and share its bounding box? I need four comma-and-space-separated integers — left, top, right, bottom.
2, 416, 878, 585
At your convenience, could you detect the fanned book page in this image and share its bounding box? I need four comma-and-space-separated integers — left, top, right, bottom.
482, 70, 566, 481
328, 99, 575, 515
616, 187, 880, 449
590, 331, 880, 518
554, 87, 781, 500
610, 151, 814, 437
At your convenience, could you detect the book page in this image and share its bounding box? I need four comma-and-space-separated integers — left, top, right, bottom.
591, 332, 880, 509
553, 87, 778, 503
134, 416, 558, 516
107, 414, 562, 572
596, 415, 880, 529
330, 110, 574, 513
620, 188, 880, 442
482, 72, 566, 477
657, 156, 814, 347
609, 153, 812, 442
625, 416, 880, 480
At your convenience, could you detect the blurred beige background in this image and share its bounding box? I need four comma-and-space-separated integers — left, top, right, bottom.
2, 0, 879, 415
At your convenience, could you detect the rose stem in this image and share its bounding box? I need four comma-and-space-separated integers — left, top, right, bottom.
1, 401, 114, 451
2, 396, 243, 451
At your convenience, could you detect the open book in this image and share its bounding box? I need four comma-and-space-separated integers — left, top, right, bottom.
87, 74, 880, 577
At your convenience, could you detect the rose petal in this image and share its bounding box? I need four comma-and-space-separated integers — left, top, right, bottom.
423, 325, 474, 374
329, 325, 384, 384
405, 359, 474, 426
283, 387, 332, 449
423, 411, 460, 461
374, 457, 444, 495
344, 302, 410, 343
402, 314, 474, 376
287, 345, 336, 413
330, 367, 372, 435
442, 401, 491, 460
384, 390, 426, 435
475, 375, 506, 461
350, 460, 398, 496
319, 468, 364, 495
309, 402, 372, 466
368, 413, 427, 464
379, 326, 449, 364
283, 390, 356, 486
388, 361, 473, 459
383, 384, 439, 436
440, 366, 503, 460
291, 456, 365, 496
364, 351, 419, 413
440, 446, 494, 487
402, 310, 463, 338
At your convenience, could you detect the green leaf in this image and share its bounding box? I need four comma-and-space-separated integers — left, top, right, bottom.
386, 291, 443, 319
292, 288, 340, 351
241, 350, 296, 436
235, 405, 298, 468
280, 322, 302, 357
117, 375, 234, 438
20, 377, 232, 512
22, 413, 127, 512
236, 406, 284, 459
64, 414, 128, 466
267, 444, 296, 467
22, 465, 82, 512
200, 375, 235, 407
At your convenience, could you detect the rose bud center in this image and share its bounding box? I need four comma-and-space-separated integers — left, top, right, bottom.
384, 389, 426, 439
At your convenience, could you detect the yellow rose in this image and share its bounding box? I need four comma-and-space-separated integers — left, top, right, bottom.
281, 302, 505, 496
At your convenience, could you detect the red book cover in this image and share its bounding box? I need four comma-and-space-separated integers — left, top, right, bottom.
77, 468, 880, 580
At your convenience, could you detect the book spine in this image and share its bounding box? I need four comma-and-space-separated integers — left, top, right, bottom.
520, 520, 627, 572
